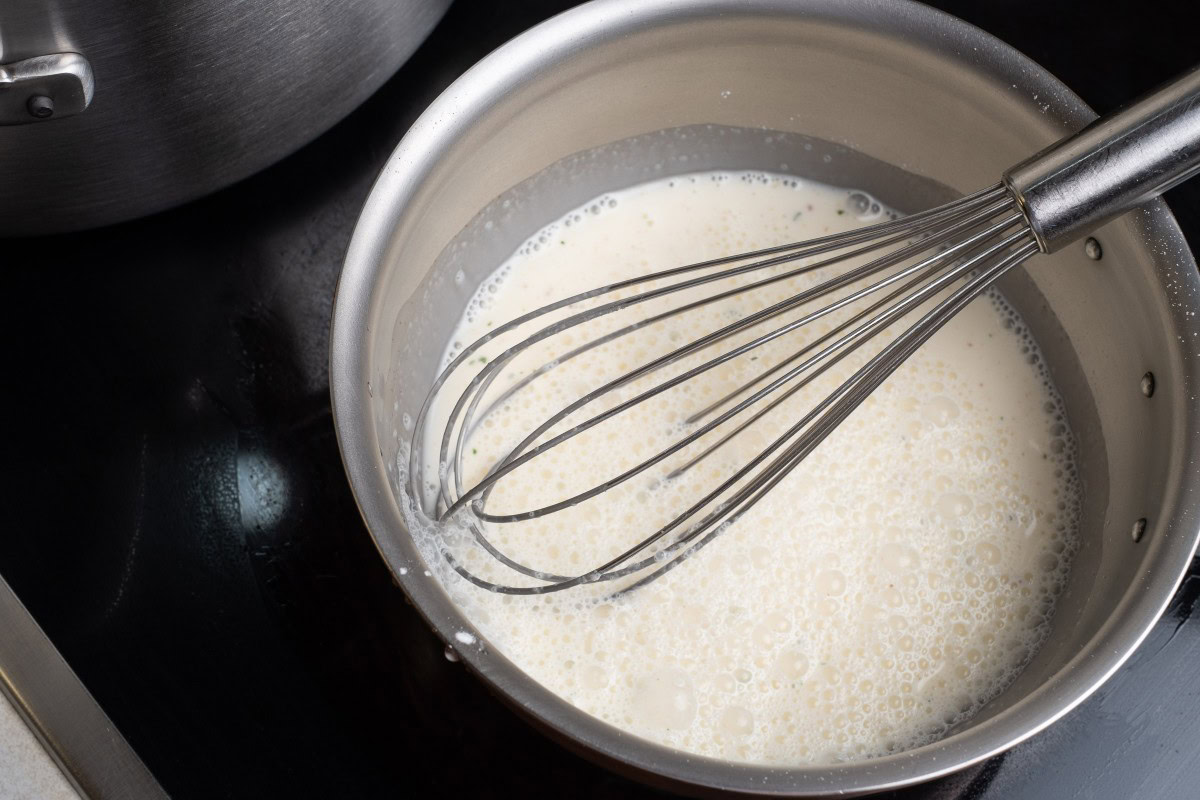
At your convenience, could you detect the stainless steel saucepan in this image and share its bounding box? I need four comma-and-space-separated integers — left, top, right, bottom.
0, 0, 451, 236
330, 0, 1200, 794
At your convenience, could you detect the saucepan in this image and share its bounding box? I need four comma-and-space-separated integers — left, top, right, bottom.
0, 0, 451, 235
329, 0, 1200, 794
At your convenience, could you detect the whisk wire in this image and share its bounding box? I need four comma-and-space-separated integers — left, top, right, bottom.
441, 199, 1020, 520
412, 184, 1042, 594
447, 205, 1025, 523
417, 186, 1008, 502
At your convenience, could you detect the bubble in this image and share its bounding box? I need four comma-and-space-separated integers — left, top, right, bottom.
818, 665, 841, 686
719, 705, 755, 738
815, 570, 846, 596
936, 493, 974, 520
922, 396, 960, 427
773, 650, 810, 682
880, 543, 920, 574
846, 190, 885, 221
975, 542, 1002, 566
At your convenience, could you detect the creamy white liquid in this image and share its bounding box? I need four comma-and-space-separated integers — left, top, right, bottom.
409, 172, 1079, 765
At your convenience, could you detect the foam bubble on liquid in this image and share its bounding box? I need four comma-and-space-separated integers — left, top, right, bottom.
403, 171, 1082, 766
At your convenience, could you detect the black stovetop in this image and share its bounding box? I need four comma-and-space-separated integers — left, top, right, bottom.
3, 1, 1199, 797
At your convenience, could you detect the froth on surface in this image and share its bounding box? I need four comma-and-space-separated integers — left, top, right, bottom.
405, 172, 1081, 765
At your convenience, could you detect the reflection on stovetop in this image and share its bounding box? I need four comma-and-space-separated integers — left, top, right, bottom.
1, 1, 1198, 797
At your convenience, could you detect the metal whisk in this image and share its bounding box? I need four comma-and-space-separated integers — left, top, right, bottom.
410, 65, 1200, 595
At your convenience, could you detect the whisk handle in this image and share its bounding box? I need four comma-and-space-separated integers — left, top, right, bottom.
1004, 64, 1200, 253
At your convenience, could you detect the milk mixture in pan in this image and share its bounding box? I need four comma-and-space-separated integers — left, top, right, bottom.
408, 172, 1080, 764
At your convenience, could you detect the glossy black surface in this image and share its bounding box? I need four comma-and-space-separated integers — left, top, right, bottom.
2, 1, 1198, 797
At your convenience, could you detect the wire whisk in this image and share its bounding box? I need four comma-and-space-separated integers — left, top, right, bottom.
407, 65, 1200, 595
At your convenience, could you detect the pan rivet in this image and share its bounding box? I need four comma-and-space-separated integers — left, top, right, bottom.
1131, 518, 1147, 543
1084, 237, 1103, 260
26, 95, 55, 119
1140, 372, 1155, 398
